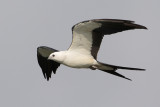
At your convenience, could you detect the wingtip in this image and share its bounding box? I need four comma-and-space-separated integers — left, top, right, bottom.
127, 23, 148, 30
141, 69, 146, 71
139, 25, 148, 30
43, 74, 50, 81
46, 76, 51, 81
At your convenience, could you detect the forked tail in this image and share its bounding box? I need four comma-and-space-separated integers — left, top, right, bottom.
97, 61, 145, 81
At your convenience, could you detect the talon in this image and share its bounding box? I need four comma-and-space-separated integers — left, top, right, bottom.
90, 65, 97, 70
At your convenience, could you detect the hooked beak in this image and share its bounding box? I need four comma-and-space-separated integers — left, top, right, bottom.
48, 54, 55, 60
48, 54, 52, 60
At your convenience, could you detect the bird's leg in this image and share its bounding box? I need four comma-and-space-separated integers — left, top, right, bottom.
89, 65, 97, 70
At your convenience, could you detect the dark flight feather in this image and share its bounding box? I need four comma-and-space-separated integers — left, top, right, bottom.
37, 46, 60, 80
91, 19, 147, 59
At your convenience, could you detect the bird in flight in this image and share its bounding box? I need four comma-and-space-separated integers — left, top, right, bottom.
37, 19, 147, 81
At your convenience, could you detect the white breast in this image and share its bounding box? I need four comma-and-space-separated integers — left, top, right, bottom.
62, 51, 96, 68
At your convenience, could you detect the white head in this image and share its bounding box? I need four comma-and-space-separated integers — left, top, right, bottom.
48, 51, 66, 63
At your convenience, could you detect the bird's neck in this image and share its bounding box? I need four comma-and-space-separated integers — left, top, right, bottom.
53, 51, 67, 63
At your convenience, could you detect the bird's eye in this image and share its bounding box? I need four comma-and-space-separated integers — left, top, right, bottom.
52, 55, 55, 57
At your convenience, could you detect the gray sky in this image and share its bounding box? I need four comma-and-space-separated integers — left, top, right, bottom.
0, 0, 159, 107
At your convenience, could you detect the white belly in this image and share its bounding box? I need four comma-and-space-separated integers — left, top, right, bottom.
62, 52, 96, 68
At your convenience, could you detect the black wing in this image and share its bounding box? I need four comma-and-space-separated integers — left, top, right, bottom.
71, 19, 147, 59
37, 46, 60, 81
92, 19, 147, 59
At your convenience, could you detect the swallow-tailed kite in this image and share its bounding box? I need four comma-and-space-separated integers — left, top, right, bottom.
37, 19, 147, 81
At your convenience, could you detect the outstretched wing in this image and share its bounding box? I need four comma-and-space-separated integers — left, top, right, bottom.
68, 19, 147, 59
37, 46, 60, 81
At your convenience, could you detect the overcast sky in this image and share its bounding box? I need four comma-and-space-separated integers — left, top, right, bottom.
0, 0, 159, 107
